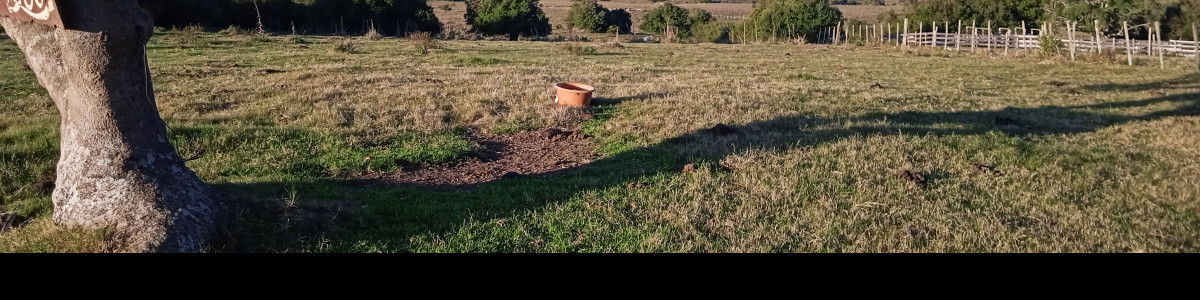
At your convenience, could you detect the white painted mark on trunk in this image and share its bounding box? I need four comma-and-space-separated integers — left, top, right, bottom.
6, 0, 56, 21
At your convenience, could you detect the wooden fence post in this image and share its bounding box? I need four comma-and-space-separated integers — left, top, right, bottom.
1124, 21, 1133, 65
971, 20, 978, 53
1069, 21, 1076, 61
1020, 21, 1027, 54
1193, 22, 1199, 61
1157, 22, 1164, 69
1095, 20, 1103, 54
835, 22, 842, 45
1004, 29, 1010, 57
944, 22, 949, 49
957, 20, 962, 52
932, 23, 938, 48
903, 19, 909, 49
755, 21, 760, 43
988, 20, 994, 51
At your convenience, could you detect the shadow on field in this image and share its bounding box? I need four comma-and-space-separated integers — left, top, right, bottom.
591, 92, 670, 106
211, 76, 1200, 252
1081, 73, 1200, 93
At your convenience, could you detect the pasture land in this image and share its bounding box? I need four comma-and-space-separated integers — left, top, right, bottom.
1, 30, 1198, 252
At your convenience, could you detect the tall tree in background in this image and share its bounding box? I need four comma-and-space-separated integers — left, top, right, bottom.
745, 0, 842, 42
1, 0, 217, 252
906, 0, 1043, 28
1159, 0, 1199, 40
1042, 0, 1162, 38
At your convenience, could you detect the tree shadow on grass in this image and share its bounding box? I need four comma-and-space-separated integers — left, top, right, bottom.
590, 91, 671, 106
210, 78, 1200, 252
1080, 73, 1200, 93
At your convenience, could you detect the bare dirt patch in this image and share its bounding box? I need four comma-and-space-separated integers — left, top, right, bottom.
381, 127, 600, 188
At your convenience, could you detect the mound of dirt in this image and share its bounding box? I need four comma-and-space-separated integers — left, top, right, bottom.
382, 128, 600, 188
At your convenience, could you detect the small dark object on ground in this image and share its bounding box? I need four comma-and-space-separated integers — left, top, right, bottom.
545, 128, 574, 141
626, 182, 643, 189
501, 171, 522, 179
1045, 80, 1068, 87
32, 173, 54, 194
707, 123, 738, 135
870, 83, 884, 89
898, 169, 927, 187
681, 163, 696, 173
600, 42, 624, 48
971, 163, 997, 174
260, 69, 284, 75
993, 116, 1021, 126
0, 213, 29, 232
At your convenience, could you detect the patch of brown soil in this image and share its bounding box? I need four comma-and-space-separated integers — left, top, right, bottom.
383, 127, 600, 187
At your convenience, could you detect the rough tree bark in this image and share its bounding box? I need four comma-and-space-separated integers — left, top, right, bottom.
1, 0, 217, 252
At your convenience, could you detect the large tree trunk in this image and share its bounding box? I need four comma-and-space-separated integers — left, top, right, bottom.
1, 1, 216, 252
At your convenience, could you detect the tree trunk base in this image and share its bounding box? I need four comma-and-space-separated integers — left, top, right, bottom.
2, 1, 218, 252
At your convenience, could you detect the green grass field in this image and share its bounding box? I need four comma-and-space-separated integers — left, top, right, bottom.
1, 30, 1198, 252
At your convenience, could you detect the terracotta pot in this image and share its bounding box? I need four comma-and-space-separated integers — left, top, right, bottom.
554, 83, 595, 107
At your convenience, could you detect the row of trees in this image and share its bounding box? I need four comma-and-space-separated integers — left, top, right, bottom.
138, 0, 442, 35
900, 0, 1200, 40
132, 0, 845, 43
606, 0, 844, 43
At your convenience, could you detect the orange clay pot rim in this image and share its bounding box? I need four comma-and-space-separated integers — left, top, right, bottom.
555, 82, 596, 92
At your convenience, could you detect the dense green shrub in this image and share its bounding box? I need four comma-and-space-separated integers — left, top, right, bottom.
565, 0, 631, 34
1038, 35, 1061, 56
138, 0, 442, 35
640, 3, 694, 37
692, 21, 731, 43
689, 8, 715, 24
567, 0, 608, 32
746, 0, 842, 42
464, 0, 552, 40
639, 4, 720, 41
605, 9, 634, 34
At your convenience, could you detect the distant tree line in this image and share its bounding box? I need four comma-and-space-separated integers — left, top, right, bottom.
137, 0, 442, 35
